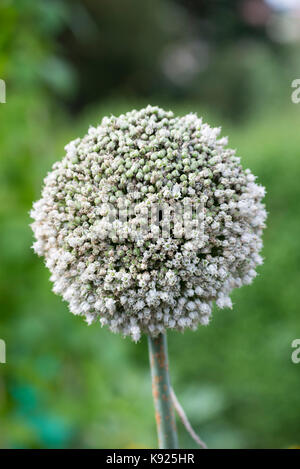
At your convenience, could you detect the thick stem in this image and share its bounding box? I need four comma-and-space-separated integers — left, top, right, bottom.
148, 333, 178, 449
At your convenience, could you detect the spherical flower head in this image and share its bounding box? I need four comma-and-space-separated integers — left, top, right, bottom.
31, 105, 266, 342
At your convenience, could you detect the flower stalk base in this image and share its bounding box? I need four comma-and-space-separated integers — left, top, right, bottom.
148, 333, 178, 449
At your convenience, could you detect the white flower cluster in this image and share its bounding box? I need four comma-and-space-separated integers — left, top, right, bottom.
31, 106, 266, 341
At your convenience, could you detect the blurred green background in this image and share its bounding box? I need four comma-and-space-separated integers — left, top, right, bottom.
0, 0, 300, 449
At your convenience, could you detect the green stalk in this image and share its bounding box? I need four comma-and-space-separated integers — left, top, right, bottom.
147, 333, 179, 449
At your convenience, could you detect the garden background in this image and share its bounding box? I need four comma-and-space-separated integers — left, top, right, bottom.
0, 0, 300, 449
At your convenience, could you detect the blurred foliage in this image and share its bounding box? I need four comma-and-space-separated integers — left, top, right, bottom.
0, 0, 300, 449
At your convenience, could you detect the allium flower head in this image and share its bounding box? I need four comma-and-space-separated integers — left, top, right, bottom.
31, 105, 266, 341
